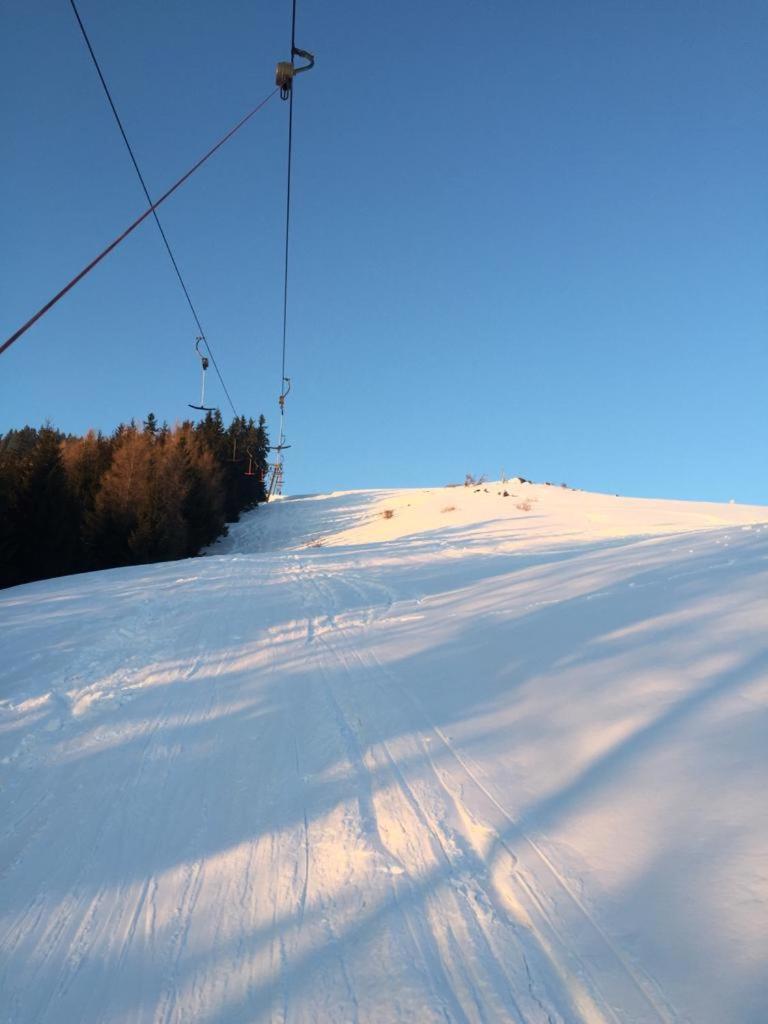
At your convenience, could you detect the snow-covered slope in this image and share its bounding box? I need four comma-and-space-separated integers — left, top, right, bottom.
2, 482, 766, 1023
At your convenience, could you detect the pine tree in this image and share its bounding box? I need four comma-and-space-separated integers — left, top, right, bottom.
127, 437, 189, 563
1, 410, 271, 589
253, 414, 270, 503
61, 430, 113, 568
177, 428, 225, 552
7, 427, 79, 584
87, 427, 151, 566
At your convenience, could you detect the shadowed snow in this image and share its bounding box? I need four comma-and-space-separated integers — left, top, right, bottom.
1, 483, 766, 1023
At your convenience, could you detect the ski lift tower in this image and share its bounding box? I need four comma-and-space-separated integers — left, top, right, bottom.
267, 458, 284, 498
268, 377, 292, 498
267, 441, 291, 498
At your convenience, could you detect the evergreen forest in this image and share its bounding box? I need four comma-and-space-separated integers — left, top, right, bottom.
0, 411, 271, 590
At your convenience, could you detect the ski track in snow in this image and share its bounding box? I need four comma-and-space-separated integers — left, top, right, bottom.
1, 484, 767, 1023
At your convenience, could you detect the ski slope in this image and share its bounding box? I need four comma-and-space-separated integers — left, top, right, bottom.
1, 482, 767, 1023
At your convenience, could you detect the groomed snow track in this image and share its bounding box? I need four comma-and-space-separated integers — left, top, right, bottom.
2, 485, 767, 1023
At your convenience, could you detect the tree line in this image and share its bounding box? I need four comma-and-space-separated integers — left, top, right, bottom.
0, 411, 271, 590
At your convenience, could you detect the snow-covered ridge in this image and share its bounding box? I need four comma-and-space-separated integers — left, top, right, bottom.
218, 479, 768, 553
2, 483, 766, 1023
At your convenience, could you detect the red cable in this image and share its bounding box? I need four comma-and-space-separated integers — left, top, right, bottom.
1, 88, 278, 357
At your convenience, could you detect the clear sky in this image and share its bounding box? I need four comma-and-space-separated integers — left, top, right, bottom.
2, 0, 766, 503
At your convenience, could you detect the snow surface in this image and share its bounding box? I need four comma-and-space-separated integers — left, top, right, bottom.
1, 482, 767, 1023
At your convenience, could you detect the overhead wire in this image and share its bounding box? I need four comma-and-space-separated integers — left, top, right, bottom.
1, 80, 277, 357
280, 0, 297, 391
66, 0, 239, 417
267, 0, 313, 498
276, 0, 300, 467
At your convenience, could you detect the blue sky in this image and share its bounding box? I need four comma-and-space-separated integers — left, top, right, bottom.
2, 0, 766, 502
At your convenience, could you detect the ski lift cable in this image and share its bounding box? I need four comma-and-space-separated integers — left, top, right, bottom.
0, 86, 278, 358
264, 0, 313, 500
66, 0, 239, 418
280, 30, 294, 392
275, 0, 312, 474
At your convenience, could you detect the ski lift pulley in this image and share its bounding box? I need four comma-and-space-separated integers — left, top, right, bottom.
276, 46, 315, 100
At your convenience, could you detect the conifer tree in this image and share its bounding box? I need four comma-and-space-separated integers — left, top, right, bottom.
61, 430, 113, 568
1, 410, 272, 589
7, 427, 79, 584
0, 430, 34, 587
87, 426, 151, 566
127, 437, 189, 563
177, 427, 225, 551
253, 414, 270, 503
